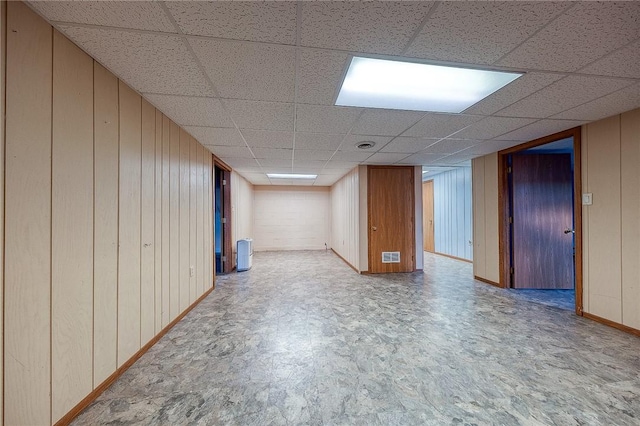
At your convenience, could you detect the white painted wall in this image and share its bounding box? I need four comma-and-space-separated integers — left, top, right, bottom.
253, 186, 330, 251
231, 172, 254, 267
430, 167, 473, 260
330, 167, 360, 270
471, 153, 500, 283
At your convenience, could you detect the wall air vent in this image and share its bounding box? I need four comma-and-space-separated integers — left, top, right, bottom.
381, 252, 400, 263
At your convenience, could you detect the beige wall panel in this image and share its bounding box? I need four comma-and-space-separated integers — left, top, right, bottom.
472, 158, 487, 278
190, 137, 198, 302
581, 125, 590, 313
162, 115, 171, 326
117, 81, 142, 365
154, 109, 163, 333
330, 168, 359, 270
414, 166, 424, 270
4, 3, 52, 424
585, 116, 622, 322
207, 153, 214, 288
197, 145, 204, 296
51, 31, 94, 423
93, 62, 119, 386
621, 108, 640, 328
0, 2, 6, 422
169, 121, 181, 319
358, 165, 368, 272
180, 129, 190, 309
141, 99, 156, 345
483, 153, 500, 283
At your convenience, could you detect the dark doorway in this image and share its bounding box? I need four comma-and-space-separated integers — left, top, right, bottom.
499, 128, 582, 314
214, 162, 232, 275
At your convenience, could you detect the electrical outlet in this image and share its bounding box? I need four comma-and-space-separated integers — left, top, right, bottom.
190, 266, 194, 277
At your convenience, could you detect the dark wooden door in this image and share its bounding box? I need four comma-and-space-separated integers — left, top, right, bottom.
512, 154, 574, 289
368, 166, 415, 273
423, 180, 435, 252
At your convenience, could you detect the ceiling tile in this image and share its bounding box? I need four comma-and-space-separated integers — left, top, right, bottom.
437, 154, 476, 165
364, 153, 409, 165
257, 159, 293, 169
297, 49, 350, 105
292, 160, 327, 171
453, 117, 536, 140
296, 105, 363, 134
340, 135, 392, 152
351, 109, 426, 137
332, 151, 373, 162
580, 39, 640, 79
225, 100, 294, 131
164, 1, 296, 45
464, 73, 565, 116
293, 150, 335, 161
251, 148, 294, 160
239, 173, 271, 185
295, 133, 345, 151
552, 83, 640, 121
405, 2, 566, 64
185, 127, 245, 147
496, 75, 633, 118
207, 146, 253, 159
30, 1, 176, 32
190, 38, 296, 102
403, 113, 483, 138
423, 139, 479, 155
223, 157, 261, 169
232, 166, 264, 174
495, 119, 587, 142
497, 2, 640, 72
60, 26, 213, 96
380, 137, 438, 153
241, 130, 294, 149
397, 152, 447, 165
299, 2, 434, 55
145, 94, 232, 127
314, 175, 341, 186
459, 140, 523, 156
324, 161, 361, 170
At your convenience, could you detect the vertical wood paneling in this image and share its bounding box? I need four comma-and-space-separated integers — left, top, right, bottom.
586, 116, 622, 322
117, 81, 142, 366
5, 3, 52, 423
621, 108, 640, 329
140, 99, 156, 345
51, 31, 95, 423
161, 115, 171, 326
179, 129, 190, 310
93, 62, 119, 386
197, 145, 204, 296
0, 3, 5, 421
207, 153, 214, 288
169, 121, 180, 318
472, 158, 486, 277
189, 137, 197, 302
484, 153, 500, 283
154, 109, 163, 333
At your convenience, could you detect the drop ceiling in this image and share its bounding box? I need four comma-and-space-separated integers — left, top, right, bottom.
28, 1, 640, 186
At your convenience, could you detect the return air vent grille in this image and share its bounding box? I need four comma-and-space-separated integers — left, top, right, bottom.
382, 251, 400, 263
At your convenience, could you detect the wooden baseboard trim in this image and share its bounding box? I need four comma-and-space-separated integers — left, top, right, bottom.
54, 285, 216, 426
432, 251, 473, 263
582, 312, 640, 338
331, 248, 359, 273
474, 275, 502, 288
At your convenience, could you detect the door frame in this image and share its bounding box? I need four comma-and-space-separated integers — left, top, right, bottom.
367, 165, 416, 273
213, 156, 233, 275
422, 179, 435, 253
498, 127, 583, 315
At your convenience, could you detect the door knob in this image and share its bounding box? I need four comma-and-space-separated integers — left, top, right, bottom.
564, 229, 575, 234
372, 226, 377, 231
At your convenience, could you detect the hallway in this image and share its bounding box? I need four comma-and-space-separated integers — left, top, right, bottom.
74, 251, 640, 425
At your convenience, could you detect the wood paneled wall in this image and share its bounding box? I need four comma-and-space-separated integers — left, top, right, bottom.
582, 108, 640, 327
431, 167, 473, 261
472, 153, 500, 283
231, 171, 255, 267
3, 3, 214, 424
330, 167, 360, 271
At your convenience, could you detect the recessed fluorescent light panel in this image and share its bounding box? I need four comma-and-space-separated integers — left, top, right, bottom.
336, 57, 523, 113
267, 173, 317, 179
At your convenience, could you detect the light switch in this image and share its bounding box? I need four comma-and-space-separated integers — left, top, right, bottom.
582, 193, 593, 205
190, 266, 195, 277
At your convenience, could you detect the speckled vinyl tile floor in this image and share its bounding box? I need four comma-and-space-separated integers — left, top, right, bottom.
73, 251, 640, 425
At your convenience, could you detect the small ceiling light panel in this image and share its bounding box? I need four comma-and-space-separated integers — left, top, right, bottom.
336, 57, 523, 113
267, 173, 317, 179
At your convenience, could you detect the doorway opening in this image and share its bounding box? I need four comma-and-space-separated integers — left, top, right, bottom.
214, 160, 233, 275
498, 128, 583, 314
